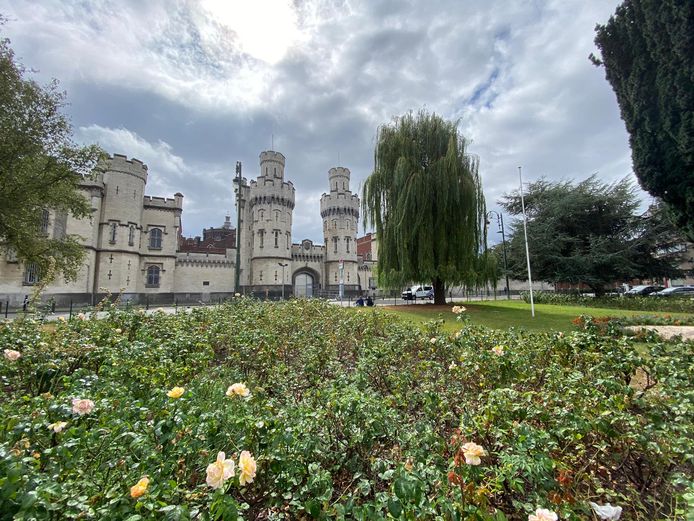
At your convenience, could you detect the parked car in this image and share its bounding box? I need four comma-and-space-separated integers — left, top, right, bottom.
624, 285, 664, 296
402, 285, 434, 300
649, 286, 694, 297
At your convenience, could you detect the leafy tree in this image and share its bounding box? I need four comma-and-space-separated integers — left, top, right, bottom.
362, 111, 494, 304
592, 0, 694, 239
500, 176, 682, 295
0, 22, 102, 282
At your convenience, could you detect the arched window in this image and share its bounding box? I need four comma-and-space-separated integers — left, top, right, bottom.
149, 228, 162, 249
146, 265, 160, 287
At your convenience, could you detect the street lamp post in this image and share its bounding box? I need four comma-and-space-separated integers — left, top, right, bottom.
486, 210, 511, 300
278, 262, 288, 300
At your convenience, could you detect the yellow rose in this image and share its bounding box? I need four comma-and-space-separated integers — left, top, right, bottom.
461, 442, 486, 466
238, 450, 257, 486
226, 383, 250, 398
206, 452, 235, 489
48, 421, 67, 433
130, 476, 150, 498
167, 386, 185, 399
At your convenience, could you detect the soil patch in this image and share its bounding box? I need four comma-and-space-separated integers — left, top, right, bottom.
626, 325, 694, 341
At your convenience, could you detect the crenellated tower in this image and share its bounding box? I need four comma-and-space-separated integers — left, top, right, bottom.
245, 151, 295, 296
320, 167, 359, 295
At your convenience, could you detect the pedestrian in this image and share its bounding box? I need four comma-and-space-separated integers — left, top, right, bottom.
366, 296, 374, 307
355, 296, 364, 307
22, 295, 28, 312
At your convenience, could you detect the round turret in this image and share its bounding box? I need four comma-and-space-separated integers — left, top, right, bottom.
101, 154, 148, 230
259, 150, 286, 179
329, 167, 351, 192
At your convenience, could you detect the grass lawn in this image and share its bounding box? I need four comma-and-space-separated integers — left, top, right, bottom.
379, 299, 693, 333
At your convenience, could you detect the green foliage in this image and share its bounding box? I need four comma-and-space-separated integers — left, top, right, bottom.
0, 23, 103, 282
362, 110, 494, 304
524, 290, 694, 313
501, 176, 682, 295
0, 299, 692, 519
592, 0, 694, 239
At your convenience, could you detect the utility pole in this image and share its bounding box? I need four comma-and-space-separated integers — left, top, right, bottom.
518, 166, 535, 317
234, 161, 243, 293
486, 210, 511, 300
278, 262, 288, 300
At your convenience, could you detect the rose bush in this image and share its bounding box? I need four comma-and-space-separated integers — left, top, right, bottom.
0, 298, 691, 519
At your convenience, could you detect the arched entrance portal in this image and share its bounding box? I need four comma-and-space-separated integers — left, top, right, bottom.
294, 272, 314, 297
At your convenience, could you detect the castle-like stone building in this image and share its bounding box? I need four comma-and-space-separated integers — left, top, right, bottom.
0, 150, 376, 306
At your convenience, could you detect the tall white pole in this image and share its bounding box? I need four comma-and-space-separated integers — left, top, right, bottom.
518, 166, 535, 317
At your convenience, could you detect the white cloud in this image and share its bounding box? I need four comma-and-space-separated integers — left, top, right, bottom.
1, 0, 639, 242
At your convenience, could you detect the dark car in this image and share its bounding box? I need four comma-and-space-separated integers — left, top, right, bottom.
624, 285, 664, 296
650, 286, 694, 297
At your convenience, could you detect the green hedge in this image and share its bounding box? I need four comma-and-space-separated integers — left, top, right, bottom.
0, 299, 692, 519
522, 290, 694, 312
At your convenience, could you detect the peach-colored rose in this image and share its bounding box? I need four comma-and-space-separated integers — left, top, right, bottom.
206, 452, 235, 489
3, 349, 21, 361
226, 383, 250, 398
130, 477, 150, 498
71, 398, 95, 415
238, 450, 257, 486
528, 508, 558, 521
461, 442, 486, 465
492, 345, 505, 356
451, 306, 466, 314
167, 386, 185, 399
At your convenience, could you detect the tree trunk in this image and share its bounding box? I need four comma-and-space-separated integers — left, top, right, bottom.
434, 278, 446, 305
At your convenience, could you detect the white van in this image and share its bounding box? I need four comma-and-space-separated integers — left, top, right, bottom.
401, 285, 434, 300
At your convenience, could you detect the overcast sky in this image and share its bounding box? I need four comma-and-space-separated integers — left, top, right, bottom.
1, 0, 638, 243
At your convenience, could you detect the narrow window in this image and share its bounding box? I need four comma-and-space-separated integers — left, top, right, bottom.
259, 230, 264, 248
259, 270, 263, 281
149, 228, 162, 249
24, 263, 40, 285
274, 270, 278, 281
110, 223, 117, 243
40, 209, 50, 234
274, 230, 279, 248
128, 226, 135, 246
146, 265, 160, 287
333, 237, 338, 254
345, 237, 350, 253
286, 232, 290, 248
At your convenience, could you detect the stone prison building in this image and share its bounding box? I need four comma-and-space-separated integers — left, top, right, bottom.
0, 151, 378, 306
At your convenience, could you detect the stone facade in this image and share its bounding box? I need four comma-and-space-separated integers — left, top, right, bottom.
0, 150, 375, 306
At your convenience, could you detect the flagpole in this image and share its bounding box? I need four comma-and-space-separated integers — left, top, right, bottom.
518, 166, 535, 317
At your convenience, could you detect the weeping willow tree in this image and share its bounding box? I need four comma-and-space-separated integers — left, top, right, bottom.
362, 111, 495, 305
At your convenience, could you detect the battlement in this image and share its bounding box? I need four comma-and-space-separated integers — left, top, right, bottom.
259, 150, 286, 165
143, 195, 181, 210
104, 154, 149, 182
320, 192, 360, 207
328, 167, 350, 179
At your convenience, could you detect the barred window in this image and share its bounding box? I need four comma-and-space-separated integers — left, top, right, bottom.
146, 265, 160, 287
149, 228, 162, 249
24, 263, 40, 285
40, 209, 50, 234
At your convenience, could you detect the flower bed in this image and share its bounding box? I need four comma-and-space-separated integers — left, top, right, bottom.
1, 299, 692, 519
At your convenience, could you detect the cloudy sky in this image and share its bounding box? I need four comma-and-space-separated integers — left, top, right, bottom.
1, 0, 637, 243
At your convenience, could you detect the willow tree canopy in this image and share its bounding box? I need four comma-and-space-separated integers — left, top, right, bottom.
362, 111, 495, 304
